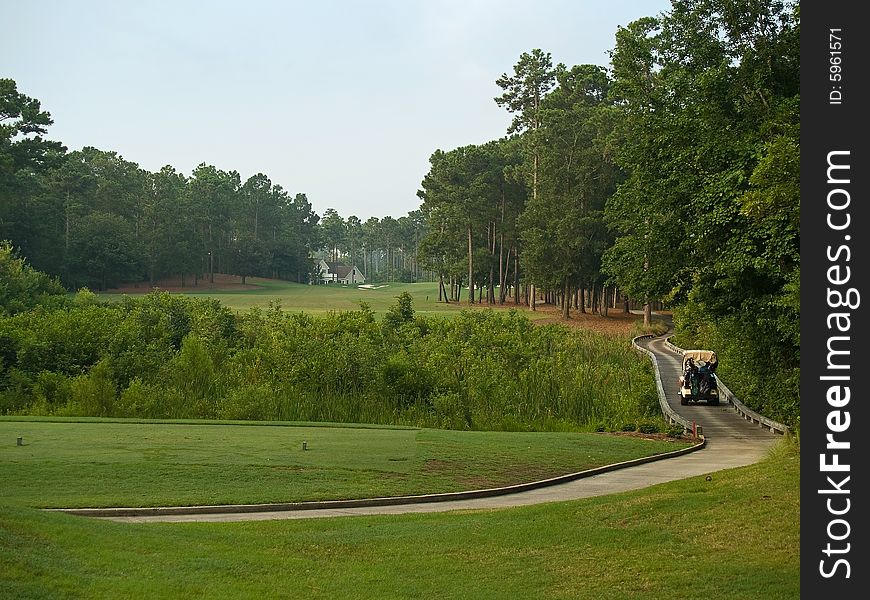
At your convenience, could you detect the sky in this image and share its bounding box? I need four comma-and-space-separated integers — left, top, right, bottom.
2, 0, 672, 221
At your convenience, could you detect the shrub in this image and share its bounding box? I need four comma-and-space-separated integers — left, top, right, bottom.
666, 423, 686, 438
4, 292, 664, 432
64, 361, 116, 417
219, 384, 277, 421
116, 377, 154, 417
638, 421, 661, 434
380, 353, 434, 408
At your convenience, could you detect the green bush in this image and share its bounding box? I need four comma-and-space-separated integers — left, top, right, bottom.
219, 384, 277, 421
63, 361, 117, 417
116, 378, 155, 417
665, 423, 685, 438
3, 294, 664, 432
638, 421, 660, 434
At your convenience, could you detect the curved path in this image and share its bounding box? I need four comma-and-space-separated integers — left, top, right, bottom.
81, 333, 781, 523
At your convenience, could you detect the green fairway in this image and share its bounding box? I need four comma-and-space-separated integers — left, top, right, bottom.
100, 279, 551, 319
0, 438, 799, 599
0, 418, 691, 508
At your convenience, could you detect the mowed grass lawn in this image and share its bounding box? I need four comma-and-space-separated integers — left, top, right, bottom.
100, 279, 552, 319
0, 418, 693, 508
0, 438, 799, 599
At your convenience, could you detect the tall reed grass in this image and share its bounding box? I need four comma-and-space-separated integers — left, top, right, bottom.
1, 292, 660, 432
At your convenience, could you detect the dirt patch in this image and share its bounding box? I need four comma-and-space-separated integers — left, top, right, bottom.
529, 309, 640, 336
423, 458, 566, 489
422, 459, 454, 473
470, 300, 645, 337
423, 459, 494, 488
104, 273, 265, 294
602, 431, 693, 443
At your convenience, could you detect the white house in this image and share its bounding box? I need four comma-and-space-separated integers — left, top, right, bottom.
317, 259, 365, 284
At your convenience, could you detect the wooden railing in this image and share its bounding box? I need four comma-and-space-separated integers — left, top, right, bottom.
663, 337, 791, 436
632, 335, 701, 437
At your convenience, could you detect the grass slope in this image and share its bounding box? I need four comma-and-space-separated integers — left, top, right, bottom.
0, 419, 691, 508
100, 279, 553, 319
0, 439, 799, 599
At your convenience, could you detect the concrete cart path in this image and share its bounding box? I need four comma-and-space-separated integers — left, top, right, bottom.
87, 334, 781, 524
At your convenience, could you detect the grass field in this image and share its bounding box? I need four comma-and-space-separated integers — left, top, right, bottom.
0, 436, 799, 599
101, 279, 512, 318
100, 278, 647, 329
0, 418, 692, 508
97, 278, 651, 338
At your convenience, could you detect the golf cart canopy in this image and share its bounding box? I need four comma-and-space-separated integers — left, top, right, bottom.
682, 350, 717, 370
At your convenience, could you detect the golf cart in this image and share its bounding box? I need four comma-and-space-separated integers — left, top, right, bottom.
678, 350, 719, 406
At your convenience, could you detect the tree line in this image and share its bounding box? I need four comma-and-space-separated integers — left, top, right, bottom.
414, 0, 799, 424
0, 80, 429, 290
317, 208, 429, 283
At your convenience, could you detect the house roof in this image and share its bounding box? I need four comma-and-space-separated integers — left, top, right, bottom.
324, 262, 356, 279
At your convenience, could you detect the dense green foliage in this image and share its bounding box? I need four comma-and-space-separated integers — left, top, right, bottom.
417, 140, 526, 304
0, 292, 659, 431
606, 1, 800, 425
0, 438, 799, 598
415, 1, 800, 426
0, 241, 66, 315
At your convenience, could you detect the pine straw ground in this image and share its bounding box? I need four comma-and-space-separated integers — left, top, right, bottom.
104, 273, 261, 294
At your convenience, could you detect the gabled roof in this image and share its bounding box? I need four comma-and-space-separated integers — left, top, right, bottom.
324, 262, 357, 279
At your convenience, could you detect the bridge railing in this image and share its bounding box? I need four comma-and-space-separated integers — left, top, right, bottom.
632, 334, 701, 437
663, 337, 791, 436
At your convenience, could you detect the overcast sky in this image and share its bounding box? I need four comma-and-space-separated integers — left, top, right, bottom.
3, 0, 671, 221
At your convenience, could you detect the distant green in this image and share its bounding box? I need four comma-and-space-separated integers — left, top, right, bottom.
99, 280, 538, 318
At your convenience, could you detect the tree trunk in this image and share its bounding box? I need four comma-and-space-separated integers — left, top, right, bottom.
65, 191, 71, 250
533, 153, 538, 202
501, 246, 510, 304
642, 250, 651, 325
467, 224, 474, 304
498, 211, 505, 304
562, 279, 570, 320
488, 221, 496, 304
529, 284, 536, 311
